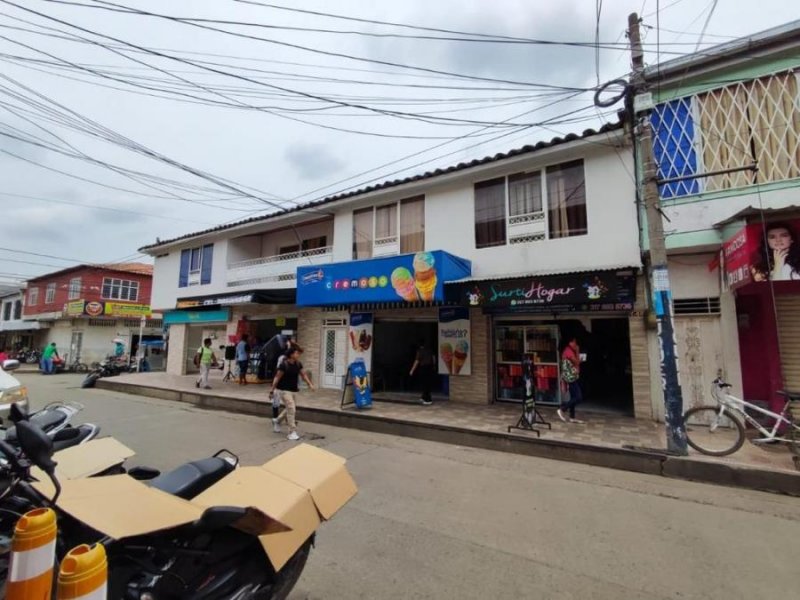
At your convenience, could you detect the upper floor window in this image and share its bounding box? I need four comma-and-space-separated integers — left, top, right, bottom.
278, 236, 329, 258
13, 300, 21, 320
474, 160, 587, 248
28, 287, 38, 306
652, 70, 800, 198
102, 278, 139, 301
179, 244, 213, 287
2, 302, 11, 321
45, 283, 56, 304
353, 196, 425, 259
68, 277, 82, 300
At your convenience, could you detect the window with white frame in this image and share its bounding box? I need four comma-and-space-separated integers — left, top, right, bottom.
45, 283, 56, 304
28, 287, 38, 306
352, 196, 425, 259
68, 277, 82, 300
474, 159, 587, 247
102, 277, 139, 301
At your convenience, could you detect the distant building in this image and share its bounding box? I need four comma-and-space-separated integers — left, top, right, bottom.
0, 288, 37, 352
22, 263, 163, 366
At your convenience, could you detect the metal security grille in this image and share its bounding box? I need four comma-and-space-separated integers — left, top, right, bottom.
673, 297, 721, 315
652, 71, 800, 197
324, 329, 336, 373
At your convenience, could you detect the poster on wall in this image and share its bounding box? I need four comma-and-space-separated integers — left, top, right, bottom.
438, 307, 471, 376
348, 312, 373, 371
722, 218, 800, 289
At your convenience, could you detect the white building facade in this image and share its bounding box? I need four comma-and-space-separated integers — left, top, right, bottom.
144, 125, 654, 417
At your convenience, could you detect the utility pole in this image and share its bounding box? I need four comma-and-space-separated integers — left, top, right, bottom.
628, 13, 688, 455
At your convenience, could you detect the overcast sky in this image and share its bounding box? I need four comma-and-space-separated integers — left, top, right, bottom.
1, 0, 798, 285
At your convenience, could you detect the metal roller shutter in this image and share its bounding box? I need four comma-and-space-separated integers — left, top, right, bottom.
776, 295, 800, 391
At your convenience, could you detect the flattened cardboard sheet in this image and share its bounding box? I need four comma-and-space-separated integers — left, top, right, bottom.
193, 466, 319, 571
262, 443, 358, 520
54, 475, 203, 539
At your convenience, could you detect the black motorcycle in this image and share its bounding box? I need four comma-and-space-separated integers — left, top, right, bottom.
0, 422, 313, 599
81, 356, 127, 388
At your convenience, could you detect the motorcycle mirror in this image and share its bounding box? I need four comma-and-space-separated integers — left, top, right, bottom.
2, 359, 20, 372
9, 402, 28, 424
16, 421, 57, 475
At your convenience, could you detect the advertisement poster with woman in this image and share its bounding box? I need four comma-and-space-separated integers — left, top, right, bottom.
438, 307, 471, 376
723, 218, 800, 288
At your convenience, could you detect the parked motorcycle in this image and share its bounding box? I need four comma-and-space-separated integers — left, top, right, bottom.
15, 348, 40, 364
0, 421, 315, 600
1, 401, 100, 453
81, 356, 126, 388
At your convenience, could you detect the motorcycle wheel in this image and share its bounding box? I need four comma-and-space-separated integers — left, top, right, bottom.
26, 356, 38, 364
81, 373, 100, 389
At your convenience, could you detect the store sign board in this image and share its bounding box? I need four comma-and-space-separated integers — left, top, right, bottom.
85, 301, 105, 317
347, 313, 373, 371
296, 251, 472, 306
722, 219, 800, 289
104, 303, 151, 318
176, 293, 255, 309
447, 271, 636, 313
163, 308, 231, 325
438, 307, 471, 376
64, 300, 86, 316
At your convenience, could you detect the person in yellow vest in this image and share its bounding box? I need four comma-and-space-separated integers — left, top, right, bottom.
194, 338, 217, 389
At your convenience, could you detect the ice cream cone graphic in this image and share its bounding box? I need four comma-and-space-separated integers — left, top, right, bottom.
391, 267, 419, 301
453, 340, 469, 374
413, 252, 438, 301
440, 343, 453, 374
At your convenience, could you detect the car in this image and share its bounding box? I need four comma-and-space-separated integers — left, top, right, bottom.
0, 359, 29, 424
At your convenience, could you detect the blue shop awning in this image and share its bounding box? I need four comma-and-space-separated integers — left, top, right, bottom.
297, 250, 471, 307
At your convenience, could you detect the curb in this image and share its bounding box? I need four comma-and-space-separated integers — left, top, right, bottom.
97, 379, 800, 497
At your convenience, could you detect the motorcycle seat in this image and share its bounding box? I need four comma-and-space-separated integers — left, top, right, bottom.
147, 457, 235, 500
4, 410, 67, 443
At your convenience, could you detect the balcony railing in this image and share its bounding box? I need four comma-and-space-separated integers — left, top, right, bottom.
227, 246, 333, 288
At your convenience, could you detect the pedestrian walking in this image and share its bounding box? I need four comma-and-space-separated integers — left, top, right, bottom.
557, 336, 585, 424
270, 346, 314, 441
41, 342, 59, 375
194, 338, 217, 389
236, 333, 250, 385
409, 340, 435, 406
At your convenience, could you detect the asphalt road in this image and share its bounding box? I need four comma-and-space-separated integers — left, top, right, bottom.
17, 372, 800, 600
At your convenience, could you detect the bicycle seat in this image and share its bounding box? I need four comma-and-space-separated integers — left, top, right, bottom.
778, 390, 800, 401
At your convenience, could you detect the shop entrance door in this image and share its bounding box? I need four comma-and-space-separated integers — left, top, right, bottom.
321, 326, 347, 389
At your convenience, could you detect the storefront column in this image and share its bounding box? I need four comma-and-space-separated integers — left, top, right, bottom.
298, 307, 323, 385
448, 308, 490, 404
719, 289, 743, 394
166, 323, 187, 375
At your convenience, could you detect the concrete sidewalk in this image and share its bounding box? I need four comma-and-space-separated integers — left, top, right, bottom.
97, 369, 800, 496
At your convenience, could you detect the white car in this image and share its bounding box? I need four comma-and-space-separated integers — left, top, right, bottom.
0, 360, 29, 424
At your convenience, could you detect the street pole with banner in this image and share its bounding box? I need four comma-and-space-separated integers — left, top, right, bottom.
628, 13, 688, 454
137, 315, 146, 371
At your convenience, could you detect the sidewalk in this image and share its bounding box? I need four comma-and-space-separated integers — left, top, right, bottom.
97, 369, 800, 495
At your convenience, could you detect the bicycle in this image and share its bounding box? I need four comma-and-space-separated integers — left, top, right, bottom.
66, 353, 89, 373
683, 378, 800, 456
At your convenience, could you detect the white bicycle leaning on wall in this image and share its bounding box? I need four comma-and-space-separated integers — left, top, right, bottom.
682, 378, 800, 456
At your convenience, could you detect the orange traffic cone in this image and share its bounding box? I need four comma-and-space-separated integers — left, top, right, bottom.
57, 543, 107, 600
6, 507, 57, 600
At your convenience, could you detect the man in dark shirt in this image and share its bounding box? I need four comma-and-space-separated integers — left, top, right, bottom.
409, 340, 436, 405
270, 347, 315, 441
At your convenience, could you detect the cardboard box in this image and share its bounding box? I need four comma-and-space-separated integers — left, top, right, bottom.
45, 444, 357, 571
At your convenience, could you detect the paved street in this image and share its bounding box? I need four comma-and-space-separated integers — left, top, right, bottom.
19, 373, 800, 600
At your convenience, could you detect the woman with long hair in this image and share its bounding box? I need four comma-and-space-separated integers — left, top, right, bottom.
750, 222, 800, 281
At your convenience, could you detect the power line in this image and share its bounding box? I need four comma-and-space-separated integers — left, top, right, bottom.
694, 0, 719, 52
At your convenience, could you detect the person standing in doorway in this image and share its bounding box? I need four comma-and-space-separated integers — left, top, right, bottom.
409, 340, 435, 406
558, 336, 585, 424
270, 346, 314, 441
236, 333, 250, 385
194, 338, 217, 389
41, 342, 59, 375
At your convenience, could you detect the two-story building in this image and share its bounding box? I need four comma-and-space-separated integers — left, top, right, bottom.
22, 263, 163, 366
143, 122, 654, 417
0, 288, 39, 352
639, 20, 800, 417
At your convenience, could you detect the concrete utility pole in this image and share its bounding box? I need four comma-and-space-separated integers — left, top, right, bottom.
627, 13, 688, 455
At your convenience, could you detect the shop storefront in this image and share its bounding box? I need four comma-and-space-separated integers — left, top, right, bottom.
447, 270, 638, 414
722, 215, 800, 411
165, 289, 297, 376
296, 251, 473, 400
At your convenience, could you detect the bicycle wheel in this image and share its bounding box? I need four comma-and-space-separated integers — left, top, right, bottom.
74, 363, 89, 373
684, 406, 745, 456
